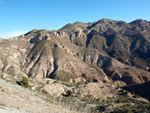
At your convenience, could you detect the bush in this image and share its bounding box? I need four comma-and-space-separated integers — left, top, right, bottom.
125, 91, 129, 95
66, 90, 73, 97
53, 81, 58, 83
131, 91, 141, 98
116, 99, 122, 103
85, 81, 88, 84
20, 77, 29, 88
46, 81, 50, 84
134, 94, 141, 98
77, 82, 81, 86
116, 85, 120, 89
132, 91, 135, 95
96, 98, 100, 102
125, 109, 134, 113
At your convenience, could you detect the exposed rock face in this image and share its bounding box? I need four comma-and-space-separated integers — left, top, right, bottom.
110, 71, 122, 81
104, 28, 116, 36
124, 30, 139, 36
122, 81, 150, 101
0, 18, 150, 85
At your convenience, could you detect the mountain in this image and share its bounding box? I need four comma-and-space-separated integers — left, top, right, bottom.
0, 19, 150, 85
1, 19, 150, 112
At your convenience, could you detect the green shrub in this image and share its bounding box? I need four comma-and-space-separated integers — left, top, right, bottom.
116, 99, 122, 103
53, 81, 57, 83
125, 109, 134, 113
126, 91, 129, 94
102, 100, 105, 103
20, 77, 29, 88
134, 94, 141, 98
125, 90, 129, 95
132, 91, 135, 95
96, 98, 100, 102
77, 82, 81, 86
131, 91, 141, 98
66, 90, 73, 97
85, 81, 88, 84
46, 81, 50, 84
1, 89, 4, 92
116, 85, 120, 89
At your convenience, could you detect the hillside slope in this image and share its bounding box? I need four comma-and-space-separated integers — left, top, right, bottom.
0, 19, 150, 85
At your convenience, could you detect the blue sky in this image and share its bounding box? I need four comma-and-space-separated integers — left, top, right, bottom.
0, 0, 150, 39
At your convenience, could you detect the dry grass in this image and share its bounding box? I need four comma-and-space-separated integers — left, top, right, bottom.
0, 77, 92, 113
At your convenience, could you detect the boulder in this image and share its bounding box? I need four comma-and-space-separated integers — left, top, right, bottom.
74, 83, 115, 99
41, 83, 65, 98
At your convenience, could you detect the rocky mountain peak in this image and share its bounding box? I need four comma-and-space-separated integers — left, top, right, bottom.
130, 19, 150, 30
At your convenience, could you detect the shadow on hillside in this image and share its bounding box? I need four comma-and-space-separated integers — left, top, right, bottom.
122, 81, 150, 102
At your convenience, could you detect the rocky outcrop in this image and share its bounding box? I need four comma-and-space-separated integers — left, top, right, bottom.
70, 31, 86, 40
69, 77, 86, 83
41, 83, 65, 97
74, 82, 116, 99
104, 28, 116, 36
49, 31, 69, 38
124, 30, 139, 36
30, 31, 69, 43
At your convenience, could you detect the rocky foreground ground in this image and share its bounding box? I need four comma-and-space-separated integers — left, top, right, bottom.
0, 74, 81, 113
0, 72, 150, 113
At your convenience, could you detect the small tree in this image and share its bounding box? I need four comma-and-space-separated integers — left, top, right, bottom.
20, 77, 29, 88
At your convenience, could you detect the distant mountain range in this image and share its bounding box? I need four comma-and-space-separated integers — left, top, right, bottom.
0, 18, 150, 85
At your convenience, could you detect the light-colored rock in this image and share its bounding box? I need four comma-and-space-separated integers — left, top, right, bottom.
0, 60, 3, 70
112, 80, 127, 88
76, 31, 86, 38
0, 106, 30, 113
41, 83, 65, 97
69, 77, 86, 83
0, 77, 78, 113
75, 82, 116, 99
57, 31, 69, 38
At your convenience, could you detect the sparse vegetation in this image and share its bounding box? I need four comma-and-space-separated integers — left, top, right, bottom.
1, 89, 4, 92
131, 91, 135, 95
116, 99, 122, 103
116, 85, 120, 89
134, 94, 141, 98
53, 80, 57, 83
85, 81, 88, 84
125, 90, 129, 95
66, 90, 73, 97
96, 98, 100, 102
19, 77, 29, 88
46, 81, 50, 84
125, 109, 134, 113
77, 82, 81, 86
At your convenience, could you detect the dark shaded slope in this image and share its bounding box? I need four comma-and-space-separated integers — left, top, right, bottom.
122, 81, 150, 101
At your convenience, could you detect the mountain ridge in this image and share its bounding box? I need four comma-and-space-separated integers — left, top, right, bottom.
0, 18, 150, 86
